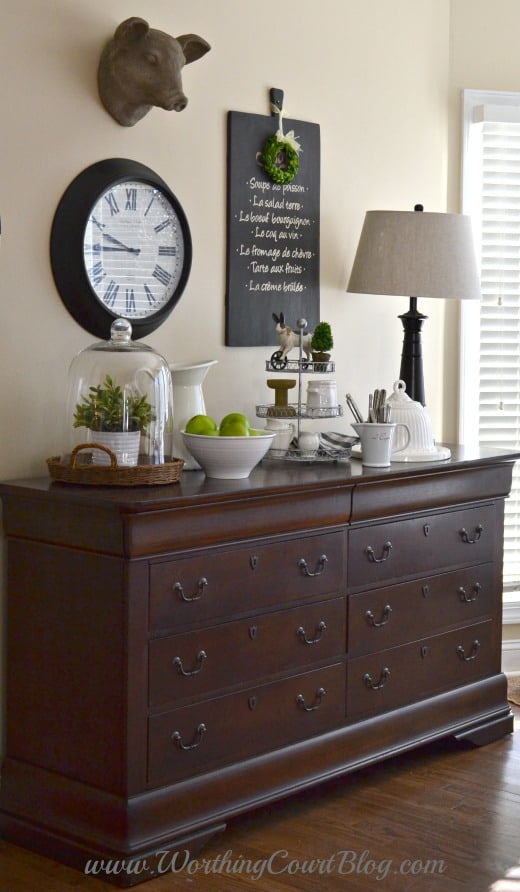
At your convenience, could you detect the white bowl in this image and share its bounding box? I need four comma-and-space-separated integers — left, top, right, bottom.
181, 430, 276, 479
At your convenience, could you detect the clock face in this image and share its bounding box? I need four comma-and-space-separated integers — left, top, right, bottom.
83, 181, 186, 321
50, 159, 192, 339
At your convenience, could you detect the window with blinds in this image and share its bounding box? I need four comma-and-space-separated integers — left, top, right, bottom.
461, 90, 520, 600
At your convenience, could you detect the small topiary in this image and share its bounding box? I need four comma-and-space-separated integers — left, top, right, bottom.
311, 321, 333, 354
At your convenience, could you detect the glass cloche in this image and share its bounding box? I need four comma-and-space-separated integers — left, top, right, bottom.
64, 319, 174, 468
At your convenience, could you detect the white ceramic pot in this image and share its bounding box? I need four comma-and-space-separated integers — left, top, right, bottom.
90, 430, 141, 466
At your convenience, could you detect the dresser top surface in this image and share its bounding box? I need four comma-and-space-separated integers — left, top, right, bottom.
1, 445, 519, 511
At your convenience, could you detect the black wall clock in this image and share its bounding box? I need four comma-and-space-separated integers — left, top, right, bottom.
50, 158, 192, 339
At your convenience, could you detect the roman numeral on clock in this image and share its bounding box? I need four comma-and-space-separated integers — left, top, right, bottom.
152, 265, 172, 287
90, 215, 105, 232
104, 192, 119, 216
158, 246, 176, 256
144, 194, 157, 216
126, 288, 136, 314
104, 280, 119, 307
125, 188, 137, 211
89, 261, 104, 287
144, 284, 156, 307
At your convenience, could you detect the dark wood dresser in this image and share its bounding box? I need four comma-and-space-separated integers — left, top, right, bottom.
0, 446, 516, 885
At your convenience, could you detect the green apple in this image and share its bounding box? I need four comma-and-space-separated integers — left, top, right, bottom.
219, 412, 250, 431
185, 414, 218, 435
218, 421, 250, 437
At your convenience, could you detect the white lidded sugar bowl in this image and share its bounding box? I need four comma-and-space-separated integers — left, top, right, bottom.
386, 380, 451, 462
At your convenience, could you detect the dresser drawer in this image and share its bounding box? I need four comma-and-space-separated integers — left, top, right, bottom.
149, 530, 346, 632
346, 619, 498, 721
348, 563, 496, 656
149, 597, 346, 708
348, 504, 497, 590
148, 663, 345, 786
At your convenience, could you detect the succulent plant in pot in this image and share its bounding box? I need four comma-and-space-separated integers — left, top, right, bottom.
73, 374, 154, 466
311, 321, 334, 368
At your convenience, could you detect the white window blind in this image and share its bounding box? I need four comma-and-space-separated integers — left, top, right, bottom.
462, 91, 520, 601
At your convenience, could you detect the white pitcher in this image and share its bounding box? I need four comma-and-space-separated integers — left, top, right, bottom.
169, 360, 218, 469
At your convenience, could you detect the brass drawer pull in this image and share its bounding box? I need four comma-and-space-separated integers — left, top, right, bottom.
296, 686, 326, 712
458, 582, 482, 604
173, 577, 208, 602
456, 640, 481, 662
365, 605, 392, 627
172, 649, 207, 677
365, 542, 392, 564
459, 524, 483, 544
363, 668, 390, 690
171, 722, 207, 751
297, 621, 327, 645
298, 554, 328, 577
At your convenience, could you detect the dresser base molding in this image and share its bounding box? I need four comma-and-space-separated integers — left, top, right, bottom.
0, 811, 226, 888
0, 675, 511, 887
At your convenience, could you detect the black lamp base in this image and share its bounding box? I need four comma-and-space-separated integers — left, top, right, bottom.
398, 296, 427, 406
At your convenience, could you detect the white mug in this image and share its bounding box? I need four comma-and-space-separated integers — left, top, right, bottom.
265, 418, 295, 452
352, 422, 411, 468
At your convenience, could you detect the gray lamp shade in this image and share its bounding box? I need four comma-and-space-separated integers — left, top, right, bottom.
347, 210, 481, 301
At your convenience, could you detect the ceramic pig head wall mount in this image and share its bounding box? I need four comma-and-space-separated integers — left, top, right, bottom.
98, 17, 211, 127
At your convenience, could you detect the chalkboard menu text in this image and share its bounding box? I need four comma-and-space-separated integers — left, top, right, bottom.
226, 110, 320, 346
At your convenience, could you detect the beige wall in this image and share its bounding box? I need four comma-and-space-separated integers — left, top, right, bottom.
0, 0, 451, 482
4, 0, 519, 748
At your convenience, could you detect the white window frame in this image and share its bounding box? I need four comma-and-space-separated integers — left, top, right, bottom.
460, 88, 520, 624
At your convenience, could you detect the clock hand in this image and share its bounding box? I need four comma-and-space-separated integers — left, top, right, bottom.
102, 232, 141, 255
91, 243, 140, 254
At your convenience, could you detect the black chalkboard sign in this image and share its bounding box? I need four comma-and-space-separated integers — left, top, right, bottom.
226, 110, 320, 346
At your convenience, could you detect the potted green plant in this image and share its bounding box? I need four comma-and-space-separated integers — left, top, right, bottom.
73, 374, 154, 466
311, 321, 334, 368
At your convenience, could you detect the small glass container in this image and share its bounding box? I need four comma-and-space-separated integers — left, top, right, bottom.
306, 380, 338, 409
64, 318, 173, 467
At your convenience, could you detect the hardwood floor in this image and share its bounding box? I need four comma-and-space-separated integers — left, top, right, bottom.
1, 705, 519, 892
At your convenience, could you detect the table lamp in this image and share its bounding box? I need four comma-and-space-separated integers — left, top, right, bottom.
346, 205, 481, 406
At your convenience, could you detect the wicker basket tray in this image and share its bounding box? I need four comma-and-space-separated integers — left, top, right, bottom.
47, 443, 184, 486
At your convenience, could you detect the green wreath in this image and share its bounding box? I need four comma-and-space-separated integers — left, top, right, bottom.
261, 134, 300, 185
